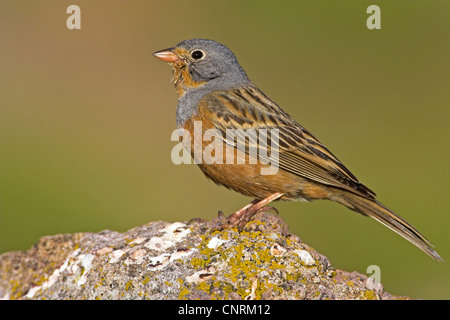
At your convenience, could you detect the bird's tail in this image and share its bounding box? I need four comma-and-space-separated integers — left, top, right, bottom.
337, 193, 443, 262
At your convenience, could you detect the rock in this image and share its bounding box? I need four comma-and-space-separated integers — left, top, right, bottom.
0, 211, 407, 300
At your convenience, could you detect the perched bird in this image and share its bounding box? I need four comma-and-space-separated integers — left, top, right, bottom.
153, 38, 442, 261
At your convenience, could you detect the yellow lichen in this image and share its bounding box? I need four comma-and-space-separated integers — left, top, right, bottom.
125, 280, 133, 291
179, 286, 189, 300
362, 290, 378, 300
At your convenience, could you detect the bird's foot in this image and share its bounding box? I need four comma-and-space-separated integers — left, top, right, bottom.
211, 193, 283, 232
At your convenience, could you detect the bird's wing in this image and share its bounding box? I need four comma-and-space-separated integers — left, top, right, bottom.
197, 86, 376, 199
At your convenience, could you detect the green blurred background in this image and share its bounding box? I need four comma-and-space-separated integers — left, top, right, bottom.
1, 1, 449, 299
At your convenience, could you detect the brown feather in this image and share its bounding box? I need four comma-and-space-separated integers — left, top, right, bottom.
196, 86, 376, 199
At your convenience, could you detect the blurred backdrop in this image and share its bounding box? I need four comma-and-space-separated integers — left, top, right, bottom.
0, 0, 449, 299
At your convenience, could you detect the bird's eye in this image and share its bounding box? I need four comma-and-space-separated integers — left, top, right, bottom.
190, 50, 204, 60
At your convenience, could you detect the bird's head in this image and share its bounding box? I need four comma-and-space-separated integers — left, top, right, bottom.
153, 38, 250, 97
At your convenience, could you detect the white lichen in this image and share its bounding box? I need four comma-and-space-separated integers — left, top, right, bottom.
145, 222, 191, 251
108, 249, 128, 264
77, 253, 95, 286
25, 248, 82, 298
207, 236, 227, 249
293, 249, 315, 266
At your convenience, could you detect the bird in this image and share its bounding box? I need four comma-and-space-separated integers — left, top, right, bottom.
153, 38, 442, 262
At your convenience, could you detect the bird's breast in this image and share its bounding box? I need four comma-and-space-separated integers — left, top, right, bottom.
180, 115, 320, 201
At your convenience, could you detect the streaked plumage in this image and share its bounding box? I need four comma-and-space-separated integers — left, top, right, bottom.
154, 38, 442, 261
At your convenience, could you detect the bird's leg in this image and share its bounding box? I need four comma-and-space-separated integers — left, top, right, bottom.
227, 199, 259, 221
226, 192, 284, 230
216, 199, 259, 224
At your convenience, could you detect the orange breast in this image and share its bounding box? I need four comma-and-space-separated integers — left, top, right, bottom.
181, 114, 329, 201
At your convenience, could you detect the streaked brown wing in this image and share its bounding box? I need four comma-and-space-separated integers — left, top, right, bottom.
197, 85, 376, 199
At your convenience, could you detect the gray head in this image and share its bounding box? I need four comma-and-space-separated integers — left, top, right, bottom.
153, 38, 251, 96
154, 39, 252, 126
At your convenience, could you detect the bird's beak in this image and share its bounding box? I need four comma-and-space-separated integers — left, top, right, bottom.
153, 48, 179, 62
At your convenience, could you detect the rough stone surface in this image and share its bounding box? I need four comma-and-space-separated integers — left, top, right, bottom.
0, 212, 407, 300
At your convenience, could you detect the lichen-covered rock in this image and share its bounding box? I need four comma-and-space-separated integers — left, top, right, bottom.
0, 212, 406, 300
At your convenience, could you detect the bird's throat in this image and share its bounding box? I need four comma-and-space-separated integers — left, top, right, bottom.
171, 63, 206, 98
